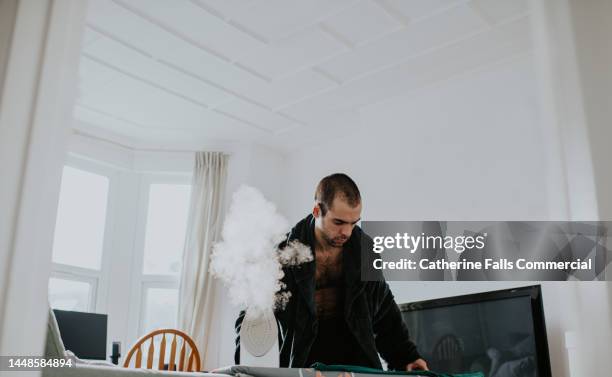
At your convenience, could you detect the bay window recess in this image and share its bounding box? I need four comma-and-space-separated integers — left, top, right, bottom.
48, 153, 192, 351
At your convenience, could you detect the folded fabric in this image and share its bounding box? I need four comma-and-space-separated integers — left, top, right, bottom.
311, 363, 484, 377
212, 365, 483, 377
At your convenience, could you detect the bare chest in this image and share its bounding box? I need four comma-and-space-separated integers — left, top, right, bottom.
314, 247, 343, 288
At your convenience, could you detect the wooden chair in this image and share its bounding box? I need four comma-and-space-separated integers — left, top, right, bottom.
123, 329, 201, 372
432, 333, 464, 372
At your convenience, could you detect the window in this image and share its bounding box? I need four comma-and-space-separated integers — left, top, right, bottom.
48, 165, 110, 312
142, 184, 191, 276
48, 277, 93, 312
52, 166, 109, 270
140, 286, 179, 334
136, 180, 191, 336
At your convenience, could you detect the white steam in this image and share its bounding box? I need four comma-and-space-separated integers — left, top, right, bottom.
278, 240, 313, 266
210, 185, 312, 318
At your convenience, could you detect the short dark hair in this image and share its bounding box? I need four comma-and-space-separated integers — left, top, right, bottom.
314, 173, 361, 216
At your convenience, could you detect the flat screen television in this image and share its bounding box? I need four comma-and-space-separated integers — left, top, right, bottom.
53, 309, 107, 360
399, 285, 551, 377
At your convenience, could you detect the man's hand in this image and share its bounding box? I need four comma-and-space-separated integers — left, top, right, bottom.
406, 358, 428, 371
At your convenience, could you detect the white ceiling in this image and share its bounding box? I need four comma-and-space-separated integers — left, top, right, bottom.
74, 0, 531, 152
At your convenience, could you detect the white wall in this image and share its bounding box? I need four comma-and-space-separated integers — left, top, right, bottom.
568, 0, 612, 220
283, 54, 550, 223
565, 2, 612, 374
224, 142, 289, 215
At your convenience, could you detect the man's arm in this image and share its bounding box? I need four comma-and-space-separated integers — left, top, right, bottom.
371, 281, 423, 370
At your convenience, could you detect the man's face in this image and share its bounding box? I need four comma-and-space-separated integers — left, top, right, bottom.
314, 197, 362, 248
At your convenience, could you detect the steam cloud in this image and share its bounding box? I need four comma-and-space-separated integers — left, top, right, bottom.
210, 185, 312, 318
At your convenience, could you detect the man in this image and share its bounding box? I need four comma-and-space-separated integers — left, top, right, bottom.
236, 173, 427, 371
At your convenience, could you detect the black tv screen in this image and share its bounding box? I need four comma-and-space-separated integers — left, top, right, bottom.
53, 309, 107, 360
399, 285, 551, 377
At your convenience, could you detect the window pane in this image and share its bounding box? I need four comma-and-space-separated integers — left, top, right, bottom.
141, 287, 178, 334
142, 184, 191, 275
52, 166, 109, 270
48, 277, 92, 312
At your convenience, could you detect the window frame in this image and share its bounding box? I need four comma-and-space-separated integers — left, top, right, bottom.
49, 156, 118, 313
48, 268, 98, 312
128, 172, 192, 343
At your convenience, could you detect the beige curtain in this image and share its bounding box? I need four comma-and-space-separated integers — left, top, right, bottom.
178, 152, 228, 369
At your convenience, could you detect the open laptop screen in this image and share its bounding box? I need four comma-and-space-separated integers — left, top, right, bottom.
53, 309, 107, 360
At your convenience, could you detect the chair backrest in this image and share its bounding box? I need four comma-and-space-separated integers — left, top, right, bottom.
123, 329, 201, 372
432, 333, 464, 372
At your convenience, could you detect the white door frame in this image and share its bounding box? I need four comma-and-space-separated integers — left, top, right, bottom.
0, 0, 88, 369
